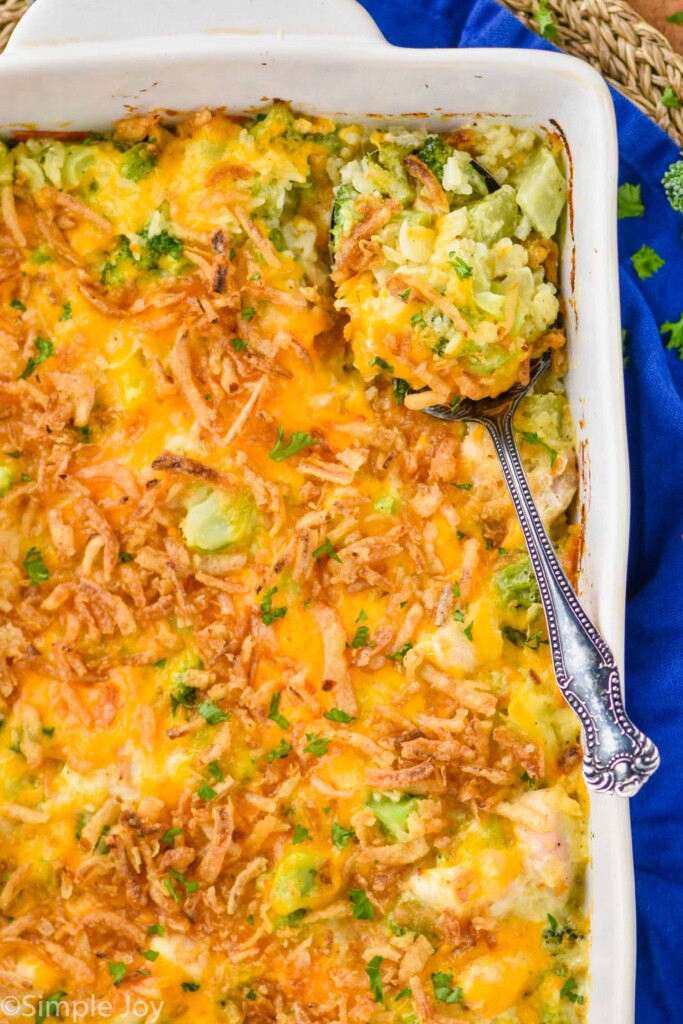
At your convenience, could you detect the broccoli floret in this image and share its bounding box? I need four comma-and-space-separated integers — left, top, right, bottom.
493, 559, 540, 610
62, 145, 95, 189
368, 793, 420, 841
467, 184, 519, 245
272, 850, 324, 916
309, 132, 342, 154
663, 159, 683, 214
365, 143, 415, 204
415, 135, 454, 184
100, 235, 134, 286
248, 104, 299, 145
331, 184, 361, 252
0, 140, 12, 186
140, 228, 184, 270
121, 142, 156, 182
515, 146, 566, 238
181, 489, 258, 553
0, 465, 14, 497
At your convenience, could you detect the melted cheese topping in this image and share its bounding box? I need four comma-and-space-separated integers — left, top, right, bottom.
0, 105, 588, 1024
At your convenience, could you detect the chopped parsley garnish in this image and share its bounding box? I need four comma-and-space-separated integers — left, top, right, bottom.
10, 299, 26, 311
366, 956, 384, 1003
453, 609, 465, 622
19, 337, 54, 379
165, 869, 197, 903
667, 10, 683, 22
23, 547, 49, 586
331, 822, 356, 849
181, 982, 200, 992
304, 732, 329, 756
108, 962, 127, 985
451, 481, 473, 490
197, 701, 231, 725
36, 991, 67, 1024
464, 622, 474, 641
207, 760, 224, 782
240, 306, 256, 321
661, 314, 683, 359
396, 988, 412, 1001
161, 828, 183, 847
324, 707, 355, 723
141, 949, 159, 962
535, 0, 558, 40
369, 355, 394, 374
119, 551, 134, 563
42, 726, 55, 738
447, 252, 472, 278
147, 923, 165, 937
292, 824, 311, 844
230, 337, 248, 352
516, 429, 558, 465
266, 738, 293, 762
121, 142, 156, 181
59, 301, 72, 322
197, 781, 217, 801
662, 86, 681, 110
355, 609, 368, 622
312, 536, 341, 562
245, 989, 257, 1001
348, 888, 374, 920
350, 625, 374, 649
560, 977, 584, 1004
387, 642, 414, 662
260, 586, 287, 625
631, 244, 665, 279
543, 913, 580, 944
393, 377, 411, 405
525, 630, 548, 650
268, 426, 319, 462
431, 972, 464, 1004
398, 288, 411, 301
268, 692, 290, 730
617, 182, 644, 218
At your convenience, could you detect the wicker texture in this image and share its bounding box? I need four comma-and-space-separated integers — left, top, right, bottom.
0, 0, 25, 53
501, 0, 683, 146
0, 0, 681, 145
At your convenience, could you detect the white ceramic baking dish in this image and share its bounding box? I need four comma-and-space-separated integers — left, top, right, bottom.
0, 1, 634, 1019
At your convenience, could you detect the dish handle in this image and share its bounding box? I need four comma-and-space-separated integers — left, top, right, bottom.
5, 0, 383, 51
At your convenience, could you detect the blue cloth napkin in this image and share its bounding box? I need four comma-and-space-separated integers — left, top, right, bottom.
359, 0, 683, 1018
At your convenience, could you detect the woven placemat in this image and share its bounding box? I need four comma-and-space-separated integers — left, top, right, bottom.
0, 0, 681, 146
501, 0, 683, 147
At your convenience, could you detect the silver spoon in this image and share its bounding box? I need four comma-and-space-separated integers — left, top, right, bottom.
422, 352, 659, 796
331, 157, 658, 796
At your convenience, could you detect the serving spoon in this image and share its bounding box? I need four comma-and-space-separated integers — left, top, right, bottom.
331, 154, 658, 795
422, 353, 659, 797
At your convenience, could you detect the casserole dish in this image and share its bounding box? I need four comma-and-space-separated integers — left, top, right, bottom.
0, 1, 634, 1021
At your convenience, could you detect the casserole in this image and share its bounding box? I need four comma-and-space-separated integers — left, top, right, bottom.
0, 1, 633, 1022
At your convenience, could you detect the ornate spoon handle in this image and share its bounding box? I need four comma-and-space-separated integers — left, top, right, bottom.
482, 407, 659, 797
